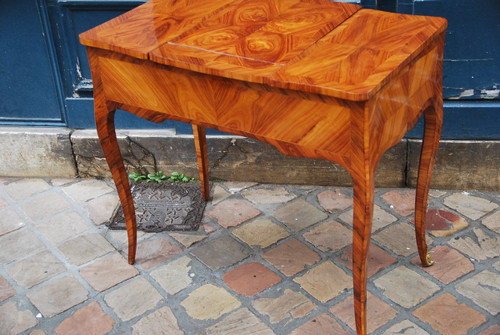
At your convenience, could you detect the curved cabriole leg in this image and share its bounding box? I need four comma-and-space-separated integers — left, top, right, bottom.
415, 102, 443, 267
192, 125, 210, 201
95, 107, 137, 264
351, 168, 375, 335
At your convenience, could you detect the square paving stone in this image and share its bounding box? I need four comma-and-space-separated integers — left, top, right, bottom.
317, 189, 352, 213
242, 187, 296, 204
203, 221, 217, 234
374, 222, 432, 256
3, 179, 51, 201
36, 211, 90, 245
411, 245, 474, 284
104, 278, 162, 321
0, 301, 38, 335
191, 235, 249, 271
50, 178, 75, 187
0, 208, 24, 237
20, 192, 72, 222
135, 237, 183, 270
330, 292, 397, 334
373, 266, 440, 309
0, 228, 46, 264
412, 293, 487, 335
58, 233, 114, 266
482, 211, 500, 233
223, 262, 282, 297
205, 308, 274, 335
339, 205, 397, 232
274, 200, 328, 231
294, 261, 352, 303
79, 253, 139, 292
150, 256, 193, 295
105, 230, 149, 250
456, 270, 500, 315
6, 250, 66, 288
63, 179, 114, 203
169, 232, 207, 247
252, 289, 316, 324
382, 320, 429, 335
211, 185, 231, 205
205, 199, 261, 228
478, 325, 500, 335
338, 244, 396, 278
27, 275, 89, 317
83, 193, 119, 226
448, 227, 500, 261
54, 302, 115, 335
132, 306, 183, 335
262, 239, 320, 277
289, 313, 350, 335
223, 182, 258, 193
381, 189, 416, 216
429, 190, 447, 198
444, 193, 498, 220
423, 208, 468, 237
232, 219, 289, 248
0, 275, 15, 302
181, 284, 241, 320
303, 220, 352, 252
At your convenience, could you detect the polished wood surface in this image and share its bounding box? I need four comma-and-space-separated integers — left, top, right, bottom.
192, 124, 210, 201
80, 1, 446, 334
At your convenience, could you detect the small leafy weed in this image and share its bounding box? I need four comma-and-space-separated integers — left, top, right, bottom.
129, 171, 147, 182
167, 171, 195, 183
128, 171, 194, 184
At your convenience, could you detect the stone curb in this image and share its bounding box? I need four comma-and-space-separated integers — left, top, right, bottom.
0, 127, 499, 190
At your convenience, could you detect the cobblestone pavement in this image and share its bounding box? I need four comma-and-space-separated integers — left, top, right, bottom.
0, 177, 499, 335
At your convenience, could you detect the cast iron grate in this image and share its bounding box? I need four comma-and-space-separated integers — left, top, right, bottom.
107, 182, 206, 232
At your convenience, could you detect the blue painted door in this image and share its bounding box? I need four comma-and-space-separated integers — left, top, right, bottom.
0, 0, 65, 125
405, 0, 500, 139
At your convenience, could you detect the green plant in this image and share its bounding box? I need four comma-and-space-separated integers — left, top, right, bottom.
129, 171, 147, 182
128, 171, 194, 184
167, 171, 195, 183
146, 171, 168, 184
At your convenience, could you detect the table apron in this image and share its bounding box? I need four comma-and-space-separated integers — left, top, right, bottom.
99, 55, 355, 167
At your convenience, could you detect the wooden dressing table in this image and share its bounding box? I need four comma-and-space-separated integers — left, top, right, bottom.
80, 1, 447, 333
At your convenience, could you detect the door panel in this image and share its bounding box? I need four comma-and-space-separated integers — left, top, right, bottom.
0, 0, 65, 125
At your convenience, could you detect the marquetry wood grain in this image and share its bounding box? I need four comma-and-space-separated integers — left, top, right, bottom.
414, 33, 445, 267
97, 52, 354, 168
149, 8, 446, 101
79, 0, 237, 59
150, 0, 359, 80
347, 33, 445, 333
81, 0, 445, 101
193, 125, 210, 201
81, 2, 447, 334
271, 9, 447, 100
86, 47, 137, 264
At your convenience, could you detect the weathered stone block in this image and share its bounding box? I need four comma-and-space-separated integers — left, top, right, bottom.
203, 137, 406, 187
408, 140, 500, 190
71, 129, 172, 178
70, 129, 406, 186
0, 127, 76, 177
